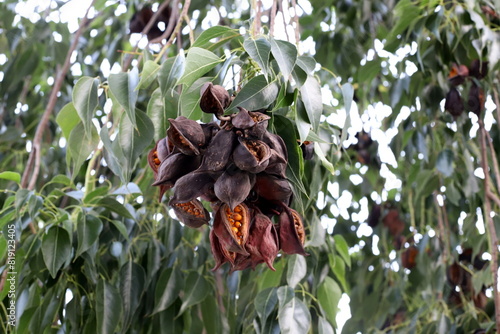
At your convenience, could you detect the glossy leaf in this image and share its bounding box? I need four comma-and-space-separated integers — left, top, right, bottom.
228, 75, 279, 111
158, 53, 185, 96
244, 38, 271, 76
120, 261, 146, 330
277, 287, 311, 334
137, 60, 160, 89
333, 234, 351, 268
178, 271, 210, 315
179, 77, 211, 120
255, 288, 278, 327
153, 267, 184, 314
96, 197, 133, 219
72, 76, 99, 136
286, 255, 307, 288
191, 26, 240, 50
76, 214, 103, 257
0, 171, 20, 184
270, 38, 297, 79
177, 47, 222, 87
56, 102, 80, 139
41, 226, 71, 278
317, 277, 341, 327
109, 67, 140, 126
96, 280, 122, 334
68, 122, 99, 178
299, 76, 322, 132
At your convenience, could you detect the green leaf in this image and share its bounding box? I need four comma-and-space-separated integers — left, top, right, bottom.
96, 197, 134, 219
76, 214, 103, 258
200, 295, 221, 334
258, 259, 285, 291
158, 53, 185, 96
120, 261, 146, 330
41, 226, 71, 278
177, 47, 222, 87
329, 254, 348, 291
72, 76, 99, 136
255, 288, 278, 327
118, 109, 154, 181
317, 276, 342, 328
68, 122, 99, 178
286, 254, 307, 288
341, 83, 354, 115
270, 38, 297, 79
192, 26, 240, 50
318, 316, 335, 334
178, 271, 210, 315
277, 287, 311, 334
0, 171, 20, 184
96, 280, 122, 334
179, 77, 212, 120
296, 56, 316, 74
56, 103, 80, 139
299, 76, 322, 132
153, 267, 184, 314
228, 75, 279, 111
109, 67, 140, 126
137, 60, 160, 89
313, 142, 335, 174
295, 98, 311, 143
244, 38, 271, 76
333, 234, 351, 268
147, 89, 167, 141
436, 149, 454, 177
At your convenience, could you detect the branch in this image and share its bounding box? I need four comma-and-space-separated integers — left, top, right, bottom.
269, 0, 278, 37
21, 0, 97, 193
485, 129, 500, 191
479, 120, 500, 333
252, 0, 263, 38
290, 0, 300, 46
493, 85, 500, 133
154, 0, 190, 62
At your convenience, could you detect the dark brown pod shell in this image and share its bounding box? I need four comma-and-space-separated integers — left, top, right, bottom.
262, 132, 288, 162
152, 153, 200, 186
201, 129, 236, 171
213, 203, 251, 255
382, 209, 405, 237
367, 204, 381, 227
247, 110, 271, 139
232, 108, 256, 129
229, 253, 253, 273
278, 206, 308, 256
170, 199, 210, 228
147, 138, 172, 174
446, 262, 464, 286
233, 137, 271, 173
201, 122, 220, 148
245, 214, 279, 271
444, 87, 464, 117
468, 83, 484, 116
401, 246, 419, 269
214, 167, 253, 210
254, 174, 292, 204
200, 82, 230, 116
209, 229, 236, 271
469, 59, 488, 79
300, 141, 314, 160
448, 64, 469, 86
170, 171, 218, 204
167, 116, 205, 155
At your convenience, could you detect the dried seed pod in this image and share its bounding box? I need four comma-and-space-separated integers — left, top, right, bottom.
232, 108, 256, 129
469, 59, 488, 79
213, 203, 251, 255
210, 229, 236, 271
170, 198, 210, 228
300, 141, 315, 160
447, 262, 464, 286
254, 174, 293, 204
278, 206, 308, 256
201, 122, 220, 148
448, 64, 469, 86
200, 129, 236, 171
401, 246, 419, 269
170, 171, 218, 204
233, 137, 271, 173
468, 83, 484, 116
229, 253, 253, 273
147, 138, 172, 174
245, 214, 279, 271
200, 82, 230, 117
367, 204, 381, 227
214, 167, 253, 210
167, 116, 205, 155
382, 209, 405, 237
444, 87, 464, 117
152, 153, 201, 186
247, 110, 271, 139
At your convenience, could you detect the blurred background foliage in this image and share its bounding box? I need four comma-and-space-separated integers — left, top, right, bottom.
0, 0, 499, 333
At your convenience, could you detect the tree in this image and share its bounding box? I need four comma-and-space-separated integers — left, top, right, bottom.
0, 0, 499, 333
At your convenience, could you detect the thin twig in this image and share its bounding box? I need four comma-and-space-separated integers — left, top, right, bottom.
270, 0, 278, 37
290, 0, 300, 46
183, 13, 195, 45
149, 0, 180, 45
493, 86, 500, 133
154, 0, 190, 62
478, 120, 500, 333
433, 191, 448, 263
122, 0, 173, 71
487, 189, 500, 207
484, 129, 500, 191
21, 0, 97, 193
253, 0, 263, 37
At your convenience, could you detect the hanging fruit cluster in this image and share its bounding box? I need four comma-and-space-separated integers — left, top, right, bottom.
444, 59, 488, 118
147, 82, 308, 272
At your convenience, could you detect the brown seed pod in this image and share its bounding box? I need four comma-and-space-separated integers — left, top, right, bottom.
171, 199, 210, 228
254, 174, 293, 204
232, 108, 256, 129
167, 116, 205, 155
367, 204, 381, 228
147, 138, 172, 174
201, 122, 220, 148
447, 262, 464, 286
469, 59, 488, 79
152, 153, 201, 187
444, 87, 464, 117
468, 83, 484, 117
213, 203, 251, 255
233, 137, 271, 173
401, 246, 419, 269
299, 141, 314, 160
200, 82, 231, 117
170, 171, 218, 204
210, 229, 236, 271
229, 253, 253, 273
278, 206, 308, 256
214, 167, 254, 210
245, 213, 279, 271
448, 64, 469, 86
382, 209, 405, 237
200, 129, 236, 171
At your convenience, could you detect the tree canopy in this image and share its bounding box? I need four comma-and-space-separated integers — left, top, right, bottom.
0, 0, 499, 333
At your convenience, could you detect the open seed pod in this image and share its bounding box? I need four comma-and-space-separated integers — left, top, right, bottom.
213, 203, 251, 255
210, 229, 236, 271
232, 108, 256, 129
214, 167, 254, 210
200, 82, 231, 117
229, 253, 253, 273
254, 173, 293, 204
245, 213, 279, 271
244, 110, 271, 139
167, 116, 205, 155
200, 129, 236, 171
152, 153, 201, 186
278, 206, 308, 256
233, 137, 271, 173
444, 87, 464, 117
170, 198, 210, 228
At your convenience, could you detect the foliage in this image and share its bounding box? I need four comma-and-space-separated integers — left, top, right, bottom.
0, 0, 499, 333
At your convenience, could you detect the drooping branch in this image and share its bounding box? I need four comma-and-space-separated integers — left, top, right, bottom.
21, 0, 97, 192
478, 120, 500, 333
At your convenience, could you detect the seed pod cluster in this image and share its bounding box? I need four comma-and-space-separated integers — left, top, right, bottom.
444, 60, 488, 118
147, 83, 308, 272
